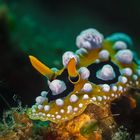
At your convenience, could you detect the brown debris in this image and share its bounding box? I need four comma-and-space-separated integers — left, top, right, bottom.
0, 111, 33, 140
47, 104, 117, 140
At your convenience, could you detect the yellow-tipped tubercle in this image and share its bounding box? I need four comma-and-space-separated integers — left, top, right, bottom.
29, 55, 54, 79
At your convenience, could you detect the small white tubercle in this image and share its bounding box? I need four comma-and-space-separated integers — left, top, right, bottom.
44, 105, 50, 112
55, 99, 64, 106
121, 68, 133, 76
75, 48, 88, 56
49, 79, 66, 95
78, 67, 90, 80
97, 64, 115, 81
111, 85, 117, 92
113, 41, 127, 50
116, 49, 133, 64
69, 94, 78, 103
62, 51, 79, 67
41, 91, 48, 97
99, 50, 110, 61
36, 96, 46, 104
119, 76, 128, 84
81, 83, 93, 92
102, 84, 110, 92
83, 94, 89, 100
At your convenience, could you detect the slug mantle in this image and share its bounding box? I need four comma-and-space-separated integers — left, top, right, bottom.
27, 28, 140, 123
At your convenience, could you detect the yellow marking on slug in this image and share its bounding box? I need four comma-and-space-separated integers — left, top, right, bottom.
67, 58, 78, 77
29, 55, 54, 79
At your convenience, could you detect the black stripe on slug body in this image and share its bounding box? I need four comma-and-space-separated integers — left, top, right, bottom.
87, 60, 121, 85
47, 69, 74, 102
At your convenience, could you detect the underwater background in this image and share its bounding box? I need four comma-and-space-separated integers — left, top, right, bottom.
0, 0, 140, 140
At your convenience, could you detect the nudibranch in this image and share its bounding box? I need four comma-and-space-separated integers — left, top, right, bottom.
27, 28, 140, 123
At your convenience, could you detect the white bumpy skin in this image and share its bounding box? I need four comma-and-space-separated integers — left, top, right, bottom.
97, 64, 116, 81
76, 28, 104, 50
113, 41, 127, 50
49, 79, 66, 95
78, 67, 90, 80
99, 50, 110, 61
81, 83, 93, 92
62, 51, 79, 67
116, 49, 133, 64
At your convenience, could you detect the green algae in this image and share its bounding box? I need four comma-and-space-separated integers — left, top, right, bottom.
80, 119, 99, 136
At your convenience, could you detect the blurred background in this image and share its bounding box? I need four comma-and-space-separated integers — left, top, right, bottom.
0, 0, 140, 115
